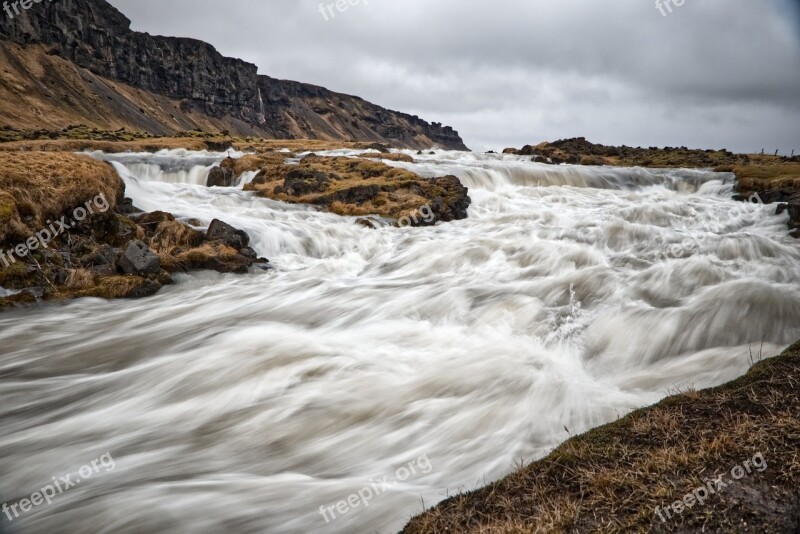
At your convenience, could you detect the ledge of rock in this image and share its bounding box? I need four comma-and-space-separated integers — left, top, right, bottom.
241, 154, 471, 225
0, 152, 269, 310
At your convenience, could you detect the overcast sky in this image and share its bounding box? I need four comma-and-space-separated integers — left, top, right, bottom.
108, 0, 800, 153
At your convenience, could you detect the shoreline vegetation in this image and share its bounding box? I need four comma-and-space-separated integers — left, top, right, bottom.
402, 342, 800, 533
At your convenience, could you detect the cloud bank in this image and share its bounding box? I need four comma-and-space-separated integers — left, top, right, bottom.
109, 0, 800, 152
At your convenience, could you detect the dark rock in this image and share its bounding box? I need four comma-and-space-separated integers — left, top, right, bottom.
207, 219, 250, 250
502, 148, 519, 154
315, 185, 381, 206
90, 264, 117, 276
207, 166, 237, 187
79, 244, 118, 267
205, 141, 233, 152
757, 189, 796, 205
126, 279, 162, 299
778, 194, 800, 231
426, 175, 471, 222
360, 142, 390, 153
135, 211, 175, 226
239, 247, 258, 260
119, 240, 161, 275
157, 271, 175, 285
276, 168, 330, 196
118, 197, 137, 214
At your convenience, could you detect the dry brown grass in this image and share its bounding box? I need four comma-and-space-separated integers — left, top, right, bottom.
0, 137, 211, 153
0, 136, 366, 155
233, 139, 362, 152
0, 151, 123, 243
147, 219, 206, 255
244, 155, 437, 220
403, 342, 800, 533
221, 153, 289, 175
724, 162, 800, 196
64, 268, 96, 290
360, 152, 415, 163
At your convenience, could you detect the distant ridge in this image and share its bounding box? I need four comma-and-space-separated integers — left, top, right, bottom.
0, 0, 468, 150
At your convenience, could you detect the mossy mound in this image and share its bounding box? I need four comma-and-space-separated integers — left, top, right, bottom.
243, 155, 470, 224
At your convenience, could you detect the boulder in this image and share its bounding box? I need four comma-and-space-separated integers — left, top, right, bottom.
427, 175, 471, 222
207, 219, 250, 250
119, 240, 161, 275
775, 193, 800, 232
275, 168, 331, 196
79, 244, 118, 268
126, 279, 163, 299
207, 166, 237, 187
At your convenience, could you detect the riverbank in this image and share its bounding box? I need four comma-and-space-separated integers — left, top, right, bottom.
403, 341, 800, 533
0, 151, 268, 309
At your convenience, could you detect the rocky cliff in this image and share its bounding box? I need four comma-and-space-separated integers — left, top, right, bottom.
0, 0, 467, 150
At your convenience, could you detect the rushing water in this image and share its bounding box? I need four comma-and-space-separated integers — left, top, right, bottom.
1, 149, 799, 533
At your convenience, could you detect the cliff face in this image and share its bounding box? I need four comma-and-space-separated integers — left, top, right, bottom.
257, 76, 467, 149
0, 0, 467, 150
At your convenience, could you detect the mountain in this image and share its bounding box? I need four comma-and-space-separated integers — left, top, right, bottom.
0, 0, 467, 150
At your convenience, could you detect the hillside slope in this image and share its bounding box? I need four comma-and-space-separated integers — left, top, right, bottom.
0, 0, 466, 150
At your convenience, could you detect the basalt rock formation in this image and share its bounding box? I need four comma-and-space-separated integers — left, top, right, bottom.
0, 0, 467, 150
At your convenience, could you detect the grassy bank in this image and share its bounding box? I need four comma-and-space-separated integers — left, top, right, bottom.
0, 151, 267, 309
403, 343, 800, 533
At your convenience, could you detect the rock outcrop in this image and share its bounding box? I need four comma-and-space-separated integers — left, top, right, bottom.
241, 154, 471, 225
503, 138, 749, 168
0, 151, 268, 309
0, 0, 467, 150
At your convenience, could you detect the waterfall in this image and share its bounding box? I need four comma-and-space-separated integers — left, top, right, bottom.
258, 87, 266, 122
2, 149, 799, 533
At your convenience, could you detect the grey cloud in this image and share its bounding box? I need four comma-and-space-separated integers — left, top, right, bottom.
108, 0, 800, 153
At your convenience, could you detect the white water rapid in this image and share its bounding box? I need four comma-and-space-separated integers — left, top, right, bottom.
1, 149, 799, 533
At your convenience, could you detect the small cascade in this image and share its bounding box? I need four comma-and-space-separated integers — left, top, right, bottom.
8, 147, 792, 534
257, 87, 266, 123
